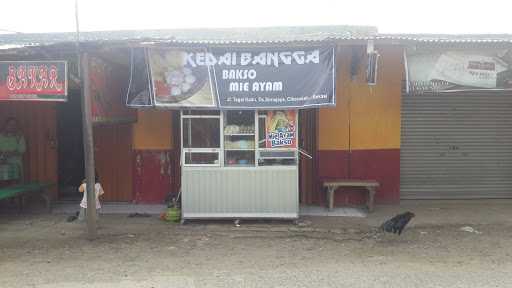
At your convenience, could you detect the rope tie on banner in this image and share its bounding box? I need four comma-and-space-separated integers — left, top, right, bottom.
125, 47, 135, 106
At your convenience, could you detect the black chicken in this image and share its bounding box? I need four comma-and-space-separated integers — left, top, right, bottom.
380, 211, 415, 235
66, 211, 80, 222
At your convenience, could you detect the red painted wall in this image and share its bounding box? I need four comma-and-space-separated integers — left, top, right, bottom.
317, 150, 400, 205
133, 150, 181, 204
133, 150, 170, 203
132, 110, 178, 204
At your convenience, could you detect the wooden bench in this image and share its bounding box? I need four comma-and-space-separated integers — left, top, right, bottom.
322, 180, 379, 212
0, 182, 53, 212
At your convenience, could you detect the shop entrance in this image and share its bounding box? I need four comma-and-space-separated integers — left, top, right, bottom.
56, 89, 84, 200
401, 91, 512, 199
0, 102, 58, 197
56, 92, 134, 202
93, 124, 133, 202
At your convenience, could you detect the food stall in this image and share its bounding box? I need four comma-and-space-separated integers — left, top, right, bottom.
127, 43, 336, 219
180, 109, 299, 219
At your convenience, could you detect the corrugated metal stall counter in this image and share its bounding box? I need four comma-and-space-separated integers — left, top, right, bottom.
182, 167, 299, 219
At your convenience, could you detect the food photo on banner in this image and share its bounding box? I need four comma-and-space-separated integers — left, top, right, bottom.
406, 49, 512, 92
148, 47, 216, 108
265, 110, 297, 148
0, 61, 67, 101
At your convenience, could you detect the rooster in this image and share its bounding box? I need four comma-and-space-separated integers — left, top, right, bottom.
380, 211, 415, 235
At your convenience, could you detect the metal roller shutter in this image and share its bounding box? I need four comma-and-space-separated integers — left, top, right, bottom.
401, 91, 512, 199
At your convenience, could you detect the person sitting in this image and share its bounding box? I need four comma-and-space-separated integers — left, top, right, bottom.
0, 117, 26, 184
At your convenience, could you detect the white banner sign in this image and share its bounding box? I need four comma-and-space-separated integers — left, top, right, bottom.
406, 49, 512, 92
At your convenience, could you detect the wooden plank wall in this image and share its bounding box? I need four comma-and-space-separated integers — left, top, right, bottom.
0, 102, 59, 198
94, 124, 133, 202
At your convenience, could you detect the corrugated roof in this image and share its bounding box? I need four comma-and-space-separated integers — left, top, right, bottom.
372, 34, 512, 43
325, 34, 512, 43
0, 26, 377, 50
1, 27, 511, 52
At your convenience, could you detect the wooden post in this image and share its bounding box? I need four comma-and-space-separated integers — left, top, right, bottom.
80, 52, 97, 239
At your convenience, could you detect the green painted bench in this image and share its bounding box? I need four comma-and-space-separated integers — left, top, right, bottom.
0, 182, 53, 212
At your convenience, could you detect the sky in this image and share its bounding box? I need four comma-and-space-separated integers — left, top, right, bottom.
0, 0, 510, 35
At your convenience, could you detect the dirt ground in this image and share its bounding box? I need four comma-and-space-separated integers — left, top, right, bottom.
2, 200, 512, 288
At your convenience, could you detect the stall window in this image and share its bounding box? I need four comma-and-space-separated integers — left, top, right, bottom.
182, 111, 221, 166
224, 110, 255, 166
181, 110, 297, 167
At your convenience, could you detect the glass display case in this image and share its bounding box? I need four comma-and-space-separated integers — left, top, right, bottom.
181, 111, 221, 166
181, 110, 297, 167
223, 110, 255, 166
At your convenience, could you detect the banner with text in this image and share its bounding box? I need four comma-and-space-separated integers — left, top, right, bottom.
0, 61, 67, 101
147, 46, 335, 108
406, 49, 512, 93
210, 46, 335, 108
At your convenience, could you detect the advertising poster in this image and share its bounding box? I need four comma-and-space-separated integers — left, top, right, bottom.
265, 110, 297, 148
406, 49, 512, 92
0, 61, 67, 101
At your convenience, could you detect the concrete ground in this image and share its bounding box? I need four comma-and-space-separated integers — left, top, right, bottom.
1, 200, 512, 287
